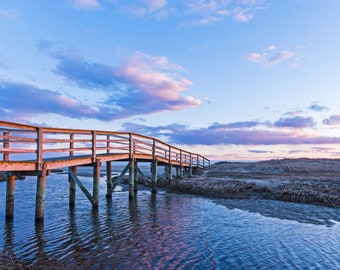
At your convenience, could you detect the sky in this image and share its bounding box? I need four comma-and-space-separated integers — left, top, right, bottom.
1, 0, 340, 161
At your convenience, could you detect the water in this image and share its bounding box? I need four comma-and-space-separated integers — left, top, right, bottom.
0, 171, 340, 269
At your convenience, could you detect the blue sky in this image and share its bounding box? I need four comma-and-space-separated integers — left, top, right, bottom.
1, 0, 340, 161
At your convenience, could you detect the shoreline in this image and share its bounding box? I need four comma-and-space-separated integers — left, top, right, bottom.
167, 158, 340, 208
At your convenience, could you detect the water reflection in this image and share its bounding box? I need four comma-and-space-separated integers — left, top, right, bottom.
1, 176, 340, 269
214, 198, 340, 226
4, 220, 14, 251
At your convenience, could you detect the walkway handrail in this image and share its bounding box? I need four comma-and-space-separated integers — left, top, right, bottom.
0, 120, 210, 170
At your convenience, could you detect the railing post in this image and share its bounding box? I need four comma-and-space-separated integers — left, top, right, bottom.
3, 131, 9, 161
180, 150, 183, 178
69, 133, 74, 157
92, 130, 97, 162
107, 135, 111, 154
129, 133, 133, 159
36, 127, 43, 171
168, 145, 172, 181
189, 153, 193, 177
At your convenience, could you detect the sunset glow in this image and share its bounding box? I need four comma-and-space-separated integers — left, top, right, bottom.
1, 1, 340, 161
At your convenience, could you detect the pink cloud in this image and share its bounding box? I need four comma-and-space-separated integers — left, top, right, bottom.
71, 0, 100, 9
323, 114, 340, 126
115, 52, 200, 107
243, 52, 266, 63
268, 50, 294, 66
115, 0, 267, 25
244, 46, 301, 67
233, 7, 254, 22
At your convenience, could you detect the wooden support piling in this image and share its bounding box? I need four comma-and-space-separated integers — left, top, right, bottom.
6, 174, 15, 220
134, 161, 138, 193
69, 169, 95, 205
106, 161, 112, 199
93, 160, 100, 208
151, 161, 157, 194
129, 160, 135, 200
168, 165, 173, 181
35, 169, 47, 222
69, 166, 77, 206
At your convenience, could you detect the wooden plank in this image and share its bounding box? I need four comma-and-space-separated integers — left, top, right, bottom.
0, 161, 36, 171
0, 148, 36, 153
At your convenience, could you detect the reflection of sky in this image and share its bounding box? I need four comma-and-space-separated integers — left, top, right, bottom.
214, 198, 340, 227
0, 177, 339, 269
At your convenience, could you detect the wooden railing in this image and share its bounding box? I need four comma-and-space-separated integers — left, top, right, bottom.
0, 120, 210, 171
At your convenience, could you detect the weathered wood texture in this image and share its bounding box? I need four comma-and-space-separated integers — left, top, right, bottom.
0, 120, 209, 173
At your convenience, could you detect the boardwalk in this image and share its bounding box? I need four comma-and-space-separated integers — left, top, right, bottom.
0, 120, 209, 221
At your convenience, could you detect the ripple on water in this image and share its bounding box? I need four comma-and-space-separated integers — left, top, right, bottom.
0, 176, 340, 269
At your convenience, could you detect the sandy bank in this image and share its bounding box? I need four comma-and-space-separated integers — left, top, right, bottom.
167, 158, 340, 208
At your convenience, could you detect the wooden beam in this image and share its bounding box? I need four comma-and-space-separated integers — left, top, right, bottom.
69, 169, 95, 206
108, 162, 130, 194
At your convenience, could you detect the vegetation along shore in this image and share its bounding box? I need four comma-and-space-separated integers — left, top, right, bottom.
167, 158, 340, 208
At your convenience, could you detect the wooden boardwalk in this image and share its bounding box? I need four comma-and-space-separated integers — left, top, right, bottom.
0, 120, 209, 221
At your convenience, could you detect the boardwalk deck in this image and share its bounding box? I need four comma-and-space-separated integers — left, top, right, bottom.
0, 120, 209, 221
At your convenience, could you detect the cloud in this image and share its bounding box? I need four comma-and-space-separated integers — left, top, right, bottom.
71, 0, 101, 9
248, 150, 273, 154
274, 116, 315, 128
244, 45, 301, 67
8, 48, 201, 121
0, 9, 19, 20
36, 39, 55, 52
113, 0, 267, 25
145, 0, 168, 13
268, 50, 294, 65
53, 50, 201, 118
120, 121, 340, 146
243, 52, 266, 63
308, 103, 329, 112
52, 51, 118, 89
311, 147, 334, 153
233, 7, 254, 22
0, 81, 100, 122
209, 121, 262, 129
323, 114, 340, 126
119, 0, 169, 18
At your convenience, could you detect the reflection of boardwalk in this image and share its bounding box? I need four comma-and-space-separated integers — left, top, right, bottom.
0, 121, 209, 221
